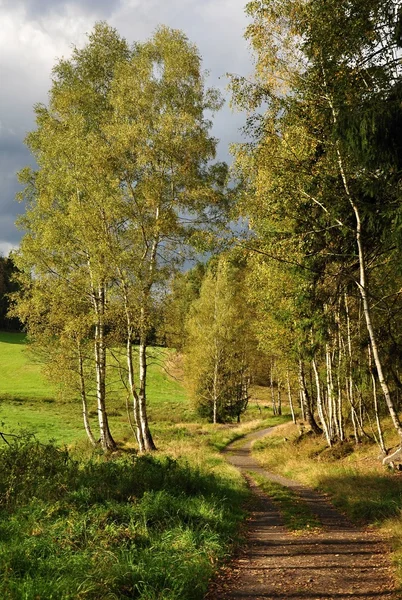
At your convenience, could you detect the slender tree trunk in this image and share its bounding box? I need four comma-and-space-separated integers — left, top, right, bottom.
94, 285, 116, 452
270, 359, 277, 415
212, 344, 220, 424
118, 274, 145, 452
286, 369, 296, 424
343, 293, 360, 443
312, 357, 332, 446
134, 204, 160, 451
277, 379, 282, 416
299, 390, 306, 421
138, 319, 156, 451
368, 344, 386, 454
77, 342, 97, 446
325, 343, 335, 442
127, 331, 145, 452
299, 359, 322, 434
336, 329, 345, 442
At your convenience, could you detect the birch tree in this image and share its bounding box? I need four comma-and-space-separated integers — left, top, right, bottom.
13, 23, 227, 451
185, 257, 252, 423
232, 0, 402, 450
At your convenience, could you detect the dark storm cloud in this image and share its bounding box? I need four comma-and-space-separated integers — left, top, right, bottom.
0, 0, 251, 254
0, 130, 31, 247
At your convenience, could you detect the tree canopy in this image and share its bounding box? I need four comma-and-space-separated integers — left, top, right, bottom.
13, 23, 227, 451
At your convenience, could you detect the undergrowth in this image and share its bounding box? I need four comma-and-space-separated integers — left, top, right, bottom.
0, 436, 247, 600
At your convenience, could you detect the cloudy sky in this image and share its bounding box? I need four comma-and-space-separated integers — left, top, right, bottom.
0, 0, 253, 256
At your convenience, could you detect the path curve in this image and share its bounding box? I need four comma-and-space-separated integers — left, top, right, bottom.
205, 428, 398, 600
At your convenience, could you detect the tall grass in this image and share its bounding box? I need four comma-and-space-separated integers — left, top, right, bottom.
0, 436, 247, 600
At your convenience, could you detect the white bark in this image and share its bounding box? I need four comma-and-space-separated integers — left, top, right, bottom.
78, 344, 97, 446
312, 357, 332, 446
323, 67, 402, 442
93, 284, 116, 451
286, 369, 296, 423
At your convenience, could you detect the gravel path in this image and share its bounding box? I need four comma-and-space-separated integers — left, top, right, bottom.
205, 428, 399, 600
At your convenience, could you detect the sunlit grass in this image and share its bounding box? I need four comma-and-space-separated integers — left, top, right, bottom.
0, 331, 57, 400
252, 421, 402, 522
251, 419, 402, 582
0, 336, 192, 446
0, 333, 284, 449
248, 470, 321, 532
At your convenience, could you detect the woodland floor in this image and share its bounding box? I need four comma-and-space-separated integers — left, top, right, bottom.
205, 428, 400, 600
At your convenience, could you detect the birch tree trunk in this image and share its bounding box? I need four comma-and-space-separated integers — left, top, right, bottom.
325, 343, 335, 442
138, 316, 156, 451
299, 359, 322, 434
312, 357, 332, 446
118, 273, 145, 452
270, 359, 277, 415
212, 349, 219, 424
286, 369, 296, 423
277, 380, 282, 416
368, 344, 386, 454
78, 342, 97, 446
94, 285, 116, 452
127, 331, 145, 452
336, 323, 345, 442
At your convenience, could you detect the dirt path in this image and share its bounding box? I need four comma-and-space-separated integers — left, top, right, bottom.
205, 428, 399, 600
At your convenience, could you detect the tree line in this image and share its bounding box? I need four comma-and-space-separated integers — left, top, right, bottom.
227, 0, 402, 459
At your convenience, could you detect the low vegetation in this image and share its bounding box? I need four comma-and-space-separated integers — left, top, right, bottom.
252, 423, 402, 579
0, 331, 277, 600
0, 437, 247, 600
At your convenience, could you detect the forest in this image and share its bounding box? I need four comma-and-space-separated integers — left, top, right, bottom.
2, 0, 402, 598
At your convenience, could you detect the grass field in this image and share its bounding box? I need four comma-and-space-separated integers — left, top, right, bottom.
0, 332, 277, 449
0, 333, 194, 446
0, 331, 285, 599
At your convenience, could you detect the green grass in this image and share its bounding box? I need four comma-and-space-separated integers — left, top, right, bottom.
248, 471, 321, 532
0, 332, 289, 599
0, 336, 195, 446
0, 331, 84, 444
0, 333, 283, 449
0, 437, 247, 600
0, 332, 56, 400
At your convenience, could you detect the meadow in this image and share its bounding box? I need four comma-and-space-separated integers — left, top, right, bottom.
5, 332, 402, 596
0, 332, 194, 447
0, 331, 276, 599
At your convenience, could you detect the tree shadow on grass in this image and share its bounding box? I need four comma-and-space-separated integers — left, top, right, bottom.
0, 332, 26, 345
316, 472, 402, 524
